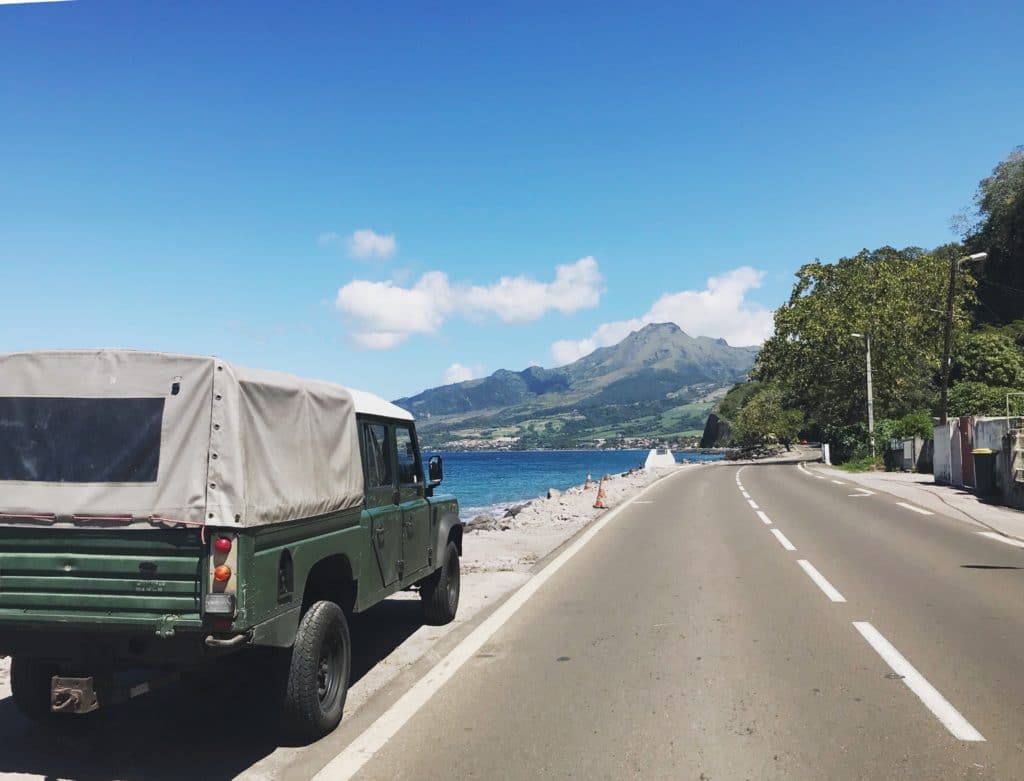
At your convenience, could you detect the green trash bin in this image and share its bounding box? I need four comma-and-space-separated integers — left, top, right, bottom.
972, 448, 999, 496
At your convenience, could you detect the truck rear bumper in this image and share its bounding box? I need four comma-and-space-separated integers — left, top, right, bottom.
0, 622, 213, 667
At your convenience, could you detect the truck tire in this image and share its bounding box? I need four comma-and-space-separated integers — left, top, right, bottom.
281, 600, 351, 740
10, 657, 59, 725
421, 541, 460, 625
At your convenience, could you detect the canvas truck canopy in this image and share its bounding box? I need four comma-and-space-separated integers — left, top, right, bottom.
0, 350, 367, 528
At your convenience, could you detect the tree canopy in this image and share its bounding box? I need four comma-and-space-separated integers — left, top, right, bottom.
753, 245, 971, 433
965, 147, 1024, 324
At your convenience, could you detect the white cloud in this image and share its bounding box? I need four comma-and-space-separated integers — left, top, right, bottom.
443, 362, 485, 385
335, 257, 603, 349
463, 256, 603, 322
550, 266, 774, 366
347, 229, 397, 260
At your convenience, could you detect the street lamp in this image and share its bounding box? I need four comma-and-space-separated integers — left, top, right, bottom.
850, 332, 874, 456
938, 252, 988, 425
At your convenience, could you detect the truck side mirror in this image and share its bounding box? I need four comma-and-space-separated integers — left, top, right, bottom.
428, 455, 443, 487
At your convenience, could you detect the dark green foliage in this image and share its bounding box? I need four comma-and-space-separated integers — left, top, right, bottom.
731, 386, 804, 449
716, 381, 762, 421
948, 382, 1024, 417
964, 147, 1024, 324
872, 410, 934, 451
952, 331, 1024, 387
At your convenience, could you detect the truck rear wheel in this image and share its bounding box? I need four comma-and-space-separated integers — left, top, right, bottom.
421, 541, 460, 625
281, 600, 351, 741
10, 657, 60, 725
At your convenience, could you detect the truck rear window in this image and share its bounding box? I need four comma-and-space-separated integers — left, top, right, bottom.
0, 397, 164, 483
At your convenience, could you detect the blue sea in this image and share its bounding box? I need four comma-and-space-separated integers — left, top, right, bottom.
430, 450, 723, 519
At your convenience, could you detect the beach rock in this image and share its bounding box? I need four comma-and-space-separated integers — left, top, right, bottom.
504, 504, 529, 518
467, 514, 500, 531
547, 488, 562, 499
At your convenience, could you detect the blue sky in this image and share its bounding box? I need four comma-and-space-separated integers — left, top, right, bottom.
2, 0, 1022, 399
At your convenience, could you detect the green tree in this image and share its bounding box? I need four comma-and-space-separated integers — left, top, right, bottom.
732, 386, 803, 450
754, 245, 972, 433
953, 331, 1024, 387
964, 147, 1024, 324
948, 381, 1024, 417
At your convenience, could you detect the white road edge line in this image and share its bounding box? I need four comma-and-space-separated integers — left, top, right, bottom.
311, 469, 676, 781
796, 559, 846, 602
770, 528, 796, 550
756, 510, 772, 525
977, 531, 1024, 548
896, 501, 934, 516
747, 499, 759, 510
852, 622, 985, 741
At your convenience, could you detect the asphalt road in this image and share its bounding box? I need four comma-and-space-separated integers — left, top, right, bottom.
339, 460, 1024, 780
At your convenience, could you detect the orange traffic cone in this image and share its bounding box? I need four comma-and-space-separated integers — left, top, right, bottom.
584, 472, 593, 489
593, 478, 607, 509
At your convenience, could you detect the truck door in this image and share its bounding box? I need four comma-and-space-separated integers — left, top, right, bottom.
394, 423, 431, 577
361, 420, 402, 587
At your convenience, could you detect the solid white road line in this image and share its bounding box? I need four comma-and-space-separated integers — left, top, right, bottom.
770, 528, 796, 550
756, 510, 772, 525
831, 479, 846, 485
311, 471, 673, 781
747, 499, 759, 510
852, 622, 985, 742
896, 502, 934, 516
977, 531, 1024, 548
796, 560, 846, 602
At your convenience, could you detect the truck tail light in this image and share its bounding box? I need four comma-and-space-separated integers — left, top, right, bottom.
213, 536, 232, 554
213, 564, 232, 582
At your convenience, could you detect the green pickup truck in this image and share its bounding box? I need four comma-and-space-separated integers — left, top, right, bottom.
0, 350, 463, 739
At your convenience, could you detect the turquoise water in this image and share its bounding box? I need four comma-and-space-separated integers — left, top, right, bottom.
430, 450, 723, 519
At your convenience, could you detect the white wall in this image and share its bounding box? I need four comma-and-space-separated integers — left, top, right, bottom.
933, 422, 956, 485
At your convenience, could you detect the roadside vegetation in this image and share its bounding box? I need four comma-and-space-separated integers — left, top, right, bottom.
709, 147, 1024, 463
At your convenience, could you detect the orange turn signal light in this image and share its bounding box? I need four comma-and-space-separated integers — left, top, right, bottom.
213, 564, 232, 582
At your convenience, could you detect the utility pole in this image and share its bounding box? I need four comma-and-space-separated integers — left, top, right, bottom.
939, 252, 988, 425
851, 333, 874, 456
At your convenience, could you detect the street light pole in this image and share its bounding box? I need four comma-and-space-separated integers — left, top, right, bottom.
851, 332, 874, 456
939, 252, 987, 426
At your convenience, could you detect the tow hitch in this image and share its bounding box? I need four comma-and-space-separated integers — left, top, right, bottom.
51, 677, 99, 714
49, 671, 181, 714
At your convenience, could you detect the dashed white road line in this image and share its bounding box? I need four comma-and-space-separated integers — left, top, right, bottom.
852, 622, 985, 742
770, 528, 796, 550
896, 502, 934, 516
741, 491, 751, 499
831, 479, 846, 485
848, 488, 875, 497
797, 559, 846, 602
747, 499, 759, 510
756, 510, 773, 525
977, 531, 1024, 548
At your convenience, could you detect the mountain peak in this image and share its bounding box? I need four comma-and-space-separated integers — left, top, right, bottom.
636, 322, 683, 336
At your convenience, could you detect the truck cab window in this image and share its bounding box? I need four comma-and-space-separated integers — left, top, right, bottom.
395, 425, 421, 485
363, 422, 392, 488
